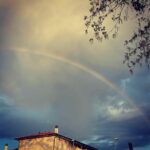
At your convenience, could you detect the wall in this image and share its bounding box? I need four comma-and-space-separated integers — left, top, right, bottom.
18, 136, 84, 150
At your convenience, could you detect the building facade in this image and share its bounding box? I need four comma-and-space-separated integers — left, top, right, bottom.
15, 126, 97, 150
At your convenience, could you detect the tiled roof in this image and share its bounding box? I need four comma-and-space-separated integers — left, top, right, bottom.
16, 132, 55, 140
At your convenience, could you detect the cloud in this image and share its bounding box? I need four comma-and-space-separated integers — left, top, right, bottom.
0, 95, 53, 138
85, 101, 150, 150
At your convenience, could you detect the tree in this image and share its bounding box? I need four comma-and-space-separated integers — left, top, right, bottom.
84, 0, 150, 73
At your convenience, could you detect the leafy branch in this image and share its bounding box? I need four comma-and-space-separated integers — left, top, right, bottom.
84, 0, 150, 73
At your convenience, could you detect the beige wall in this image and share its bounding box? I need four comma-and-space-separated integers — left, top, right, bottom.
18, 136, 84, 150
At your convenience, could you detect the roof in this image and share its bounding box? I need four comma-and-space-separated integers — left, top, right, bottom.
16, 132, 55, 140
16, 132, 98, 150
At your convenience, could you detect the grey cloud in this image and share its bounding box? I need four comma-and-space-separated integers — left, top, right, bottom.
88, 103, 150, 150
0, 95, 53, 138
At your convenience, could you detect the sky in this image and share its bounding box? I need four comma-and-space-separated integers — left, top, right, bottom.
0, 0, 150, 150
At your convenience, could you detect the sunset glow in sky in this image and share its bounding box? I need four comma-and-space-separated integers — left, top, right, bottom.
0, 0, 150, 150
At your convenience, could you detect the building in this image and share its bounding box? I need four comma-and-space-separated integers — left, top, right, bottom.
14, 126, 98, 150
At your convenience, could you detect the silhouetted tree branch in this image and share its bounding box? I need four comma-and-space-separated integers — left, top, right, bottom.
84, 0, 150, 73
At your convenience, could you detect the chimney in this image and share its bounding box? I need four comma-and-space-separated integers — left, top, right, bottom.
128, 142, 133, 150
4, 144, 8, 150
54, 125, 59, 134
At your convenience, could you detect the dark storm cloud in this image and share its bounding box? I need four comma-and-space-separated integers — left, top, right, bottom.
82, 69, 150, 150
86, 100, 150, 150
0, 95, 53, 138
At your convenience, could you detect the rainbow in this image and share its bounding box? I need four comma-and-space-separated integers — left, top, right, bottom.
7, 47, 150, 124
